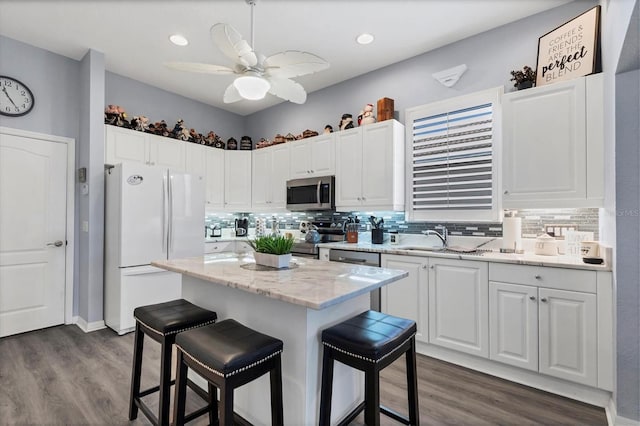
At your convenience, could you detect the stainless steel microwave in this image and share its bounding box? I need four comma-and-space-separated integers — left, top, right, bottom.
286, 176, 335, 211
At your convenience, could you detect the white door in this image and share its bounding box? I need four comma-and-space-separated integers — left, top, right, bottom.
224, 151, 251, 211
148, 134, 185, 170
270, 143, 290, 208
105, 125, 147, 165
0, 133, 67, 337
289, 139, 311, 179
335, 127, 363, 207
169, 170, 205, 259
362, 122, 393, 206
309, 133, 334, 176
251, 148, 271, 209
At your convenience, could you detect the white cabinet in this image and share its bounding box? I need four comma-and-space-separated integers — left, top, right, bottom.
184, 143, 207, 177
319, 248, 330, 261
335, 120, 404, 211
252, 143, 290, 211
204, 241, 234, 253
380, 254, 429, 343
289, 133, 335, 179
185, 144, 225, 209
224, 151, 252, 211
428, 258, 489, 358
489, 264, 598, 387
105, 125, 185, 170
502, 74, 603, 208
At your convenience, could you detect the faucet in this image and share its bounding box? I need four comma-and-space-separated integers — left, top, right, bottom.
423, 225, 448, 248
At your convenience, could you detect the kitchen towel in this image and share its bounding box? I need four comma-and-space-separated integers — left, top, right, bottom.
502, 216, 522, 252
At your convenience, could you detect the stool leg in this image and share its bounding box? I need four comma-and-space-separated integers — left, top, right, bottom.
219, 383, 234, 426
319, 347, 334, 426
173, 350, 188, 426
158, 338, 173, 426
270, 355, 284, 426
364, 366, 380, 426
208, 383, 219, 426
406, 338, 419, 426
128, 322, 144, 420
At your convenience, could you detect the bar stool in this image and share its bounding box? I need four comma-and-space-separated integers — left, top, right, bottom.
173, 319, 284, 426
319, 310, 419, 426
128, 299, 218, 426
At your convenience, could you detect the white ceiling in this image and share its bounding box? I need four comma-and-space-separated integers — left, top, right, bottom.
0, 0, 572, 116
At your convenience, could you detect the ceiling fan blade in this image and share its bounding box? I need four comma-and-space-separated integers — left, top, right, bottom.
211, 23, 258, 68
223, 83, 243, 104
264, 51, 329, 79
164, 62, 235, 75
267, 78, 307, 104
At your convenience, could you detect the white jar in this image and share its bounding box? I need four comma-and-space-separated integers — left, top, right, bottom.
389, 231, 400, 245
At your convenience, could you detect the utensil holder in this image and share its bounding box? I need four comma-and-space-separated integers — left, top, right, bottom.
371, 229, 384, 244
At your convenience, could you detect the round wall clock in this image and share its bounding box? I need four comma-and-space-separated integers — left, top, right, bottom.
0, 76, 35, 117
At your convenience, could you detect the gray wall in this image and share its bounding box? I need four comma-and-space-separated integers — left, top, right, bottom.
245, 1, 597, 141
106, 72, 245, 140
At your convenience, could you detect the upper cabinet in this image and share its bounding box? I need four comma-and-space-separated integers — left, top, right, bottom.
502, 74, 603, 208
224, 151, 252, 212
289, 133, 335, 179
105, 125, 185, 171
335, 120, 405, 211
252, 143, 290, 211
184, 143, 225, 210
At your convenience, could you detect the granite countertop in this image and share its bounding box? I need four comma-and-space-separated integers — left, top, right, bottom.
317, 241, 611, 272
152, 253, 408, 310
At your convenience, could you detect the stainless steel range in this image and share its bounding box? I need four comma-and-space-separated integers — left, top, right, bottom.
291, 220, 347, 259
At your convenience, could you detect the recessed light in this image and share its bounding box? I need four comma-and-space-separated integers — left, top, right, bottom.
356, 33, 374, 45
169, 34, 189, 46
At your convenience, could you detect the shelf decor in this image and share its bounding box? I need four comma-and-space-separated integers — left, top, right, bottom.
535, 5, 601, 87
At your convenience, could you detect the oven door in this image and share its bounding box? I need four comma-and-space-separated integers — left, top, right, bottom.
286, 176, 334, 211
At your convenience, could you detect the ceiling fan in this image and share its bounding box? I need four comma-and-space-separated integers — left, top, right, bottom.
165, 0, 329, 104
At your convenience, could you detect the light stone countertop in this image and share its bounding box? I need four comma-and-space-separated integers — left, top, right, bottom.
317, 241, 612, 272
152, 253, 408, 310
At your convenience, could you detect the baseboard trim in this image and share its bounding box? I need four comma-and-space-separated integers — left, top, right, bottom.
607, 397, 618, 426
75, 316, 106, 333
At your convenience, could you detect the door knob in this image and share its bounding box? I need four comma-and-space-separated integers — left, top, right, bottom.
46, 240, 64, 247
529, 296, 536, 301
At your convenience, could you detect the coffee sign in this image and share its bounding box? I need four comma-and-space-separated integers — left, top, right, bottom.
536, 6, 601, 87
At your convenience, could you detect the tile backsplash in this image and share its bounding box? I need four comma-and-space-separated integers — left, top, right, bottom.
206, 208, 600, 239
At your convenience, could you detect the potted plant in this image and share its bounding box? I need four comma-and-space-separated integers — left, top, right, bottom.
510, 66, 536, 90
248, 234, 295, 269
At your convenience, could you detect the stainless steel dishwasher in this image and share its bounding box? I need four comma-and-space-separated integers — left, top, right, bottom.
329, 249, 381, 311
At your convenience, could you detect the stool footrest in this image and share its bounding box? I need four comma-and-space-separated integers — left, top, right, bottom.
337, 401, 365, 426
135, 399, 159, 426
381, 405, 411, 425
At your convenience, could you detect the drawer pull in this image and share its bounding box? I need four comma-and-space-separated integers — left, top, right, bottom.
540, 297, 548, 302
534, 275, 542, 280
529, 296, 536, 301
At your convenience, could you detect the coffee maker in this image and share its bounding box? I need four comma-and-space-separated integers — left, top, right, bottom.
235, 217, 249, 237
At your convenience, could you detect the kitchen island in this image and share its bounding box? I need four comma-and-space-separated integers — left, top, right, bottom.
152, 253, 408, 426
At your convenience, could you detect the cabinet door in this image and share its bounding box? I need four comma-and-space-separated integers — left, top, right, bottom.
429, 258, 489, 357
184, 144, 207, 177
309, 133, 335, 176
489, 282, 538, 371
538, 287, 597, 386
148, 134, 186, 170
224, 151, 252, 211
105, 126, 147, 165
502, 79, 586, 208
289, 139, 311, 178
269, 143, 290, 208
380, 254, 428, 343
251, 148, 271, 209
361, 122, 394, 207
205, 148, 225, 209
335, 127, 363, 208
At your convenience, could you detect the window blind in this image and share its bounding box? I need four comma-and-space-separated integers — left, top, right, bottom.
411, 102, 494, 211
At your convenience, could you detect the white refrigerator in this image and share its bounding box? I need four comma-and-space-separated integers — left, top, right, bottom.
104, 163, 205, 334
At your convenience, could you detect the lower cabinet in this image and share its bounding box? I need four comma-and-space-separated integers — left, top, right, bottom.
380, 254, 428, 343
489, 268, 598, 387
428, 258, 489, 358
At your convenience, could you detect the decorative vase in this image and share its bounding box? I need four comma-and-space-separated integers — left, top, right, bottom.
253, 252, 292, 269
516, 80, 534, 90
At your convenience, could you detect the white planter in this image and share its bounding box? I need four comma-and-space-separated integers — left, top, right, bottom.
253, 252, 292, 269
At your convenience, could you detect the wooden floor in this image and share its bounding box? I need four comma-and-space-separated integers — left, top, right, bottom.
0, 325, 607, 425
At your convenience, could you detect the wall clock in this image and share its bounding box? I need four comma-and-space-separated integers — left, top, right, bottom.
0, 76, 35, 117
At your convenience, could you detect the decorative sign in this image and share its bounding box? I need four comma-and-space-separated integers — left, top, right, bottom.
565, 230, 594, 257
536, 6, 601, 87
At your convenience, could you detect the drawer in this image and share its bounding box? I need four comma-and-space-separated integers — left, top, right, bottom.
204, 241, 234, 254
489, 263, 596, 293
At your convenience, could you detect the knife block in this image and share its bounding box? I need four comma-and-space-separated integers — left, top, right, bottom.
371, 229, 384, 244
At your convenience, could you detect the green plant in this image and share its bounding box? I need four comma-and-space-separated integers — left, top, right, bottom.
510, 65, 536, 87
247, 235, 294, 255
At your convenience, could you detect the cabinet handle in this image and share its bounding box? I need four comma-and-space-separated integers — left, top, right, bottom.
430, 265, 434, 269
422, 264, 427, 269
534, 275, 541, 280
504, 190, 509, 195
362, 197, 366, 201
529, 296, 536, 301
310, 170, 314, 173
357, 197, 361, 201
540, 297, 548, 302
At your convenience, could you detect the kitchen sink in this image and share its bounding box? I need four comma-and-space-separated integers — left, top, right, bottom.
399, 246, 488, 256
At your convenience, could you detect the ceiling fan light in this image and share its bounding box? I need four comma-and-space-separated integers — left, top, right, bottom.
169, 34, 189, 46
233, 74, 270, 100
356, 33, 375, 45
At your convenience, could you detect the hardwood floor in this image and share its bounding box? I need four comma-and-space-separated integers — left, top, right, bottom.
0, 325, 607, 425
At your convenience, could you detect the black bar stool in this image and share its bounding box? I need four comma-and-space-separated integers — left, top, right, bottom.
319, 310, 419, 426
128, 299, 218, 426
173, 319, 284, 426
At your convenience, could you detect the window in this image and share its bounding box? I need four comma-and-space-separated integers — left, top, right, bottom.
405, 87, 503, 222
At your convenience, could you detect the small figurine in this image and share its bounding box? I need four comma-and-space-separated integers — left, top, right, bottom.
284, 133, 297, 142
273, 134, 285, 144
323, 125, 333, 134
149, 120, 170, 137
227, 137, 238, 150
172, 119, 186, 139
302, 129, 319, 138
240, 136, 253, 150
205, 131, 217, 146
213, 135, 225, 149
358, 104, 376, 126
339, 114, 354, 130
131, 115, 150, 132
256, 138, 271, 149
177, 127, 190, 141
189, 128, 200, 143
104, 105, 129, 127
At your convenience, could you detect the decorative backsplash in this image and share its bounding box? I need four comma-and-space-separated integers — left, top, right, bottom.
206, 208, 600, 239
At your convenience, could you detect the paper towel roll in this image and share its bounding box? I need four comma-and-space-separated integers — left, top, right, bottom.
502, 217, 522, 252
